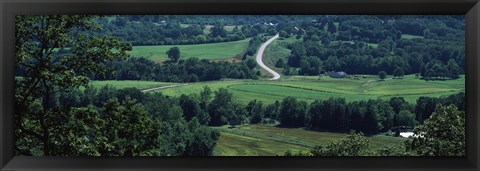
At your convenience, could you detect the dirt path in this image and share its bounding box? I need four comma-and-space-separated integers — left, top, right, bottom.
141, 84, 189, 93
256, 34, 280, 80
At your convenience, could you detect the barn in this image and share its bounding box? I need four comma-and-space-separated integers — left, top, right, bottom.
329, 71, 347, 78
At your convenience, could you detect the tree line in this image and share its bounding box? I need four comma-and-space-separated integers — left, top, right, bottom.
95, 16, 279, 46
274, 92, 464, 135
286, 105, 465, 157
281, 37, 463, 78
89, 56, 260, 82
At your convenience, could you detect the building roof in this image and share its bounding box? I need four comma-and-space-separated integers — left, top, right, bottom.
330, 71, 347, 78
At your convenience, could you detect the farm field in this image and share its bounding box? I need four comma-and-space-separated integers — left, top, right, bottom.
212, 125, 406, 156
180, 24, 239, 34
129, 38, 250, 62
401, 34, 425, 39
150, 74, 464, 104
367, 43, 379, 48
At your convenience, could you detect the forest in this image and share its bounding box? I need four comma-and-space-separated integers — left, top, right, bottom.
15, 15, 465, 156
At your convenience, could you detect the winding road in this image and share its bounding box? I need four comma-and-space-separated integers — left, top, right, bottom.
256, 34, 280, 80
141, 35, 281, 93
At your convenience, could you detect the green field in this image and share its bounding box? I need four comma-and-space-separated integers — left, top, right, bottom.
90, 80, 176, 90
367, 43, 379, 48
401, 34, 425, 40
180, 24, 239, 34
212, 125, 406, 156
151, 74, 464, 104
129, 38, 250, 62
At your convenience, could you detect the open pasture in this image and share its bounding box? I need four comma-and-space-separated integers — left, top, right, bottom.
129, 38, 250, 63
212, 125, 406, 156
152, 74, 464, 104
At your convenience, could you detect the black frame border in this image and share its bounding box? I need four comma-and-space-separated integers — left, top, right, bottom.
1, 0, 479, 170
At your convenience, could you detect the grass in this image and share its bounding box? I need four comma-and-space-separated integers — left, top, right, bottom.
214, 132, 309, 156
179, 24, 239, 34
212, 125, 406, 156
367, 43, 379, 48
89, 80, 176, 90
401, 34, 425, 40
203, 25, 238, 34
129, 38, 250, 63
151, 74, 464, 104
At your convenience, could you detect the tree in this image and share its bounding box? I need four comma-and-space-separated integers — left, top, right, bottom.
245, 58, 257, 70
182, 118, 220, 156
279, 97, 307, 127
275, 58, 285, 68
15, 16, 131, 156
166, 47, 181, 62
158, 119, 191, 156
287, 42, 307, 67
310, 132, 371, 156
389, 97, 407, 114
247, 100, 264, 124
99, 97, 159, 156
362, 100, 380, 135
324, 56, 342, 71
279, 30, 289, 38
298, 57, 322, 76
46, 106, 106, 156
113, 17, 127, 27
208, 88, 234, 126
415, 97, 438, 123
446, 59, 461, 79
178, 94, 202, 121
327, 21, 337, 34
298, 60, 311, 76
307, 100, 323, 129
115, 87, 145, 102
310, 98, 347, 131
223, 102, 246, 127
264, 101, 280, 120
199, 86, 212, 110
378, 71, 387, 80
209, 25, 227, 38
406, 105, 465, 156
393, 67, 404, 78
372, 99, 395, 132
396, 110, 415, 128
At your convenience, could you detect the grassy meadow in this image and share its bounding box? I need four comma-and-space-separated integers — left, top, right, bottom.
212, 125, 406, 156
129, 38, 250, 62
90, 74, 464, 105
148, 74, 464, 104
179, 24, 239, 34
401, 34, 425, 40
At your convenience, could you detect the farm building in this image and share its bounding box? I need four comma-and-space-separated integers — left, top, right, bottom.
330, 71, 347, 78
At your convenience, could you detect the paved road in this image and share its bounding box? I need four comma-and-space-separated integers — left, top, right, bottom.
256, 34, 280, 80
